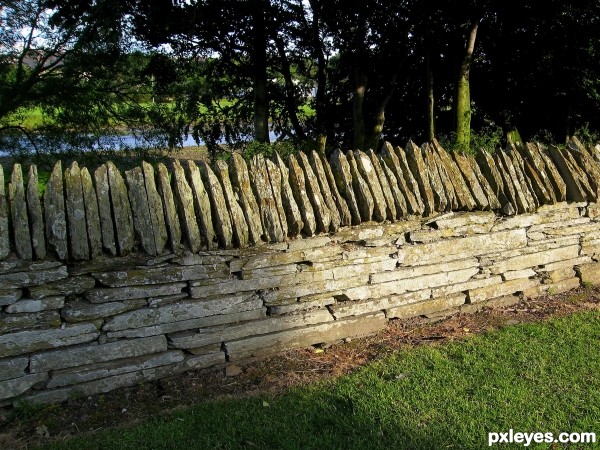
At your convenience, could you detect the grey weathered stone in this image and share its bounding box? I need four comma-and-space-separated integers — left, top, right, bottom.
28, 276, 95, 299
534, 143, 567, 202
272, 153, 304, 235
495, 151, 532, 213
0, 164, 8, 260
386, 294, 466, 319
577, 262, 600, 285
80, 168, 102, 257
476, 150, 514, 215
156, 163, 182, 253
65, 161, 90, 260
378, 156, 408, 217
169, 309, 333, 350
519, 143, 558, 203
512, 145, 553, 205
5, 296, 64, 314
405, 141, 435, 215
468, 278, 540, 303
249, 154, 285, 242
309, 150, 342, 231
429, 147, 458, 210
26, 165, 46, 259
370, 257, 479, 284
125, 166, 157, 255
0, 265, 68, 289
44, 162, 69, 259
489, 245, 581, 274
507, 147, 539, 209
329, 149, 361, 224
263, 158, 290, 237
214, 160, 249, 247
229, 153, 264, 244
346, 150, 375, 222
428, 211, 496, 230
430, 139, 476, 211
297, 152, 332, 232
172, 160, 201, 252
93, 263, 227, 287
567, 137, 600, 198
142, 162, 168, 254
287, 153, 318, 235
0, 356, 28, 381
198, 161, 233, 248
61, 299, 147, 322
318, 152, 351, 227
422, 144, 450, 212
468, 157, 501, 210
546, 145, 589, 202
353, 149, 389, 221
9, 164, 32, 259
330, 289, 430, 319
380, 142, 422, 215
367, 149, 399, 219
0, 289, 21, 306
0, 372, 48, 401
30, 335, 166, 373
85, 282, 187, 303
186, 160, 216, 249
0, 311, 61, 334
502, 268, 537, 281
453, 152, 490, 210
104, 294, 263, 332
0, 323, 99, 358
224, 312, 386, 360
107, 161, 134, 255
93, 164, 117, 256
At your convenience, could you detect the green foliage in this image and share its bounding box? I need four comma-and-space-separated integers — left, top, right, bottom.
39, 311, 600, 450
439, 125, 504, 155
574, 123, 600, 147
238, 140, 300, 162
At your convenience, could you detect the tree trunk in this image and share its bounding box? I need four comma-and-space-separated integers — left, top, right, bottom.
427, 52, 435, 142
275, 36, 306, 140
307, 0, 328, 154
252, 4, 270, 143
366, 71, 399, 151
353, 67, 367, 150
455, 21, 479, 152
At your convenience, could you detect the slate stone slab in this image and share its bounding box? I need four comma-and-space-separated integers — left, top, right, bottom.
309, 150, 341, 231
125, 166, 157, 255
288, 153, 317, 235
9, 164, 32, 259
453, 152, 490, 210
81, 167, 102, 257
536, 143, 567, 202
405, 141, 435, 215
107, 161, 134, 255
297, 152, 332, 232
263, 158, 289, 237
214, 160, 249, 247
394, 145, 426, 214
367, 149, 398, 219
142, 162, 168, 254
426, 145, 458, 210
27, 165, 46, 259
421, 144, 450, 212
156, 163, 182, 253
64, 162, 90, 260
0, 164, 8, 260
329, 149, 361, 225
229, 153, 264, 244
476, 150, 515, 215
379, 142, 421, 215
346, 150, 375, 222
378, 155, 408, 217
250, 154, 285, 242
172, 160, 201, 252
353, 149, 388, 221
94, 164, 117, 256
186, 160, 216, 249
272, 153, 304, 235
199, 161, 234, 248
317, 151, 351, 227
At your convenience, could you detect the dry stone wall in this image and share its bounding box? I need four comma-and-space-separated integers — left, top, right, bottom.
1, 137, 600, 406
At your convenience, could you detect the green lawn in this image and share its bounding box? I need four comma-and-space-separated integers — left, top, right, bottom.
38, 311, 600, 450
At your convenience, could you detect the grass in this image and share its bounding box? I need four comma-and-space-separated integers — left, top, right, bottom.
37, 311, 600, 450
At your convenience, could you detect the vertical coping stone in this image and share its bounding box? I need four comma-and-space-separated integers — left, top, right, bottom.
317, 152, 351, 227
394, 145, 425, 215
272, 153, 304, 236
172, 160, 201, 253
9, 164, 32, 259
27, 165, 46, 259
519, 143, 557, 204
214, 160, 249, 247
64, 161, 90, 260
426, 144, 458, 211
308, 150, 341, 232
353, 149, 389, 222
288, 153, 317, 236
378, 155, 408, 218
495, 151, 533, 213
107, 161, 134, 256
198, 161, 234, 248
297, 152, 332, 233
421, 144, 449, 212
367, 149, 398, 219
44, 161, 68, 260
0, 164, 9, 259
507, 145, 539, 209
249, 154, 285, 242
264, 158, 290, 237
346, 150, 375, 222
535, 143, 567, 202
156, 162, 182, 253
405, 140, 435, 215
329, 149, 361, 225
379, 142, 421, 215
453, 152, 490, 211
186, 160, 216, 249
229, 153, 264, 244
142, 162, 168, 254
93, 164, 117, 256
125, 166, 157, 256
80, 167, 102, 258
468, 157, 501, 210
475, 149, 515, 215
